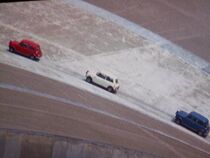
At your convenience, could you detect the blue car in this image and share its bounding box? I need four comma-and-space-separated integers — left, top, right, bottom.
175, 110, 209, 137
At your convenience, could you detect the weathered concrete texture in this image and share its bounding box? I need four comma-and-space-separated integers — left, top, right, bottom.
73, 0, 210, 73
0, 132, 6, 158
0, 0, 210, 121
85, 0, 210, 63
20, 135, 53, 158
66, 142, 85, 158
53, 141, 158, 158
3, 133, 21, 158
0, 130, 159, 158
0, 0, 146, 57
0, 1, 210, 157
52, 141, 68, 158
66, 143, 114, 158
0, 63, 210, 157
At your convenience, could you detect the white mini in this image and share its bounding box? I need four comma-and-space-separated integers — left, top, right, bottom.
85, 70, 120, 93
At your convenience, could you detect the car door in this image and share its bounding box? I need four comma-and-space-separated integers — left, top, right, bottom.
196, 120, 205, 132
14, 42, 24, 54
183, 115, 197, 132
106, 76, 114, 87
18, 41, 29, 56
95, 72, 106, 87
28, 45, 35, 57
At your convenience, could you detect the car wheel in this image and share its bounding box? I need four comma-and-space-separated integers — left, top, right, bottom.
175, 118, 181, 125
9, 47, 15, 53
86, 77, 92, 83
203, 133, 208, 138
113, 90, 117, 94
107, 86, 113, 93
198, 131, 203, 137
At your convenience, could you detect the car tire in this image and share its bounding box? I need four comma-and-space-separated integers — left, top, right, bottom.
9, 47, 15, 53
107, 86, 113, 93
113, 90, 117, 94
203, 134, 208, 138
198, 131, 203, 137
86, 77, 92, 83
34, 58, 39, 62
175, 118, 181, 125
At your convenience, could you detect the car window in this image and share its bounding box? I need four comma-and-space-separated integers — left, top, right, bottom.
106, 76, 113, 83
188, 115, 197, 122
197, 120, 204, 127
115, 79, 118, 84
20, 42, 28, 48
97, 72, 105, 79
188, 115, 193, 119
192, 116, 197, 122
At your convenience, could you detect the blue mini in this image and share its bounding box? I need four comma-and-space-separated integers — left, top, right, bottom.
175, 110, 209, 137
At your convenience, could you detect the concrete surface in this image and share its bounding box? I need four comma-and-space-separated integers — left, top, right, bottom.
0, 0, 210, 120
3, 134, 21, 158
0, 63, 210, 158
0, 129, 160, 158
72, 0, 210, 73
85, 0, 210, 63
0, 0, 210, 157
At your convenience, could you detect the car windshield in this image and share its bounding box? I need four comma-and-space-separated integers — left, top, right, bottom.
20, 42, 27, 47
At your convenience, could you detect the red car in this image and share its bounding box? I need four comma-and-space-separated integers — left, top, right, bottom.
9, 39, 42, 61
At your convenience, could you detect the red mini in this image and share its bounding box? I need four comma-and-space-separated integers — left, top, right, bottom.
9, 39, 42, 61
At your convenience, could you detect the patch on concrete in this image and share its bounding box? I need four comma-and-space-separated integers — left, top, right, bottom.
20, 135, 53, 158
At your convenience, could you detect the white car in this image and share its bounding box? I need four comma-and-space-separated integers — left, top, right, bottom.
85, 70, 120, 93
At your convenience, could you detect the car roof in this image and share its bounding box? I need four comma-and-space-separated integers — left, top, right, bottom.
97, 71, 118, 79
21, 39, 40, 47
190, 111, 209, 123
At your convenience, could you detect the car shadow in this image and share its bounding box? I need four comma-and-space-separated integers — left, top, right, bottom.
83, 78, 116, 94
7, 49, 39, 62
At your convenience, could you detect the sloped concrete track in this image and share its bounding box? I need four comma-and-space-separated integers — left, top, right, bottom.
0, 0, 210, 157
85, 0, 210, 64
0, 0, 210, 120
1, 63, 210, 158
